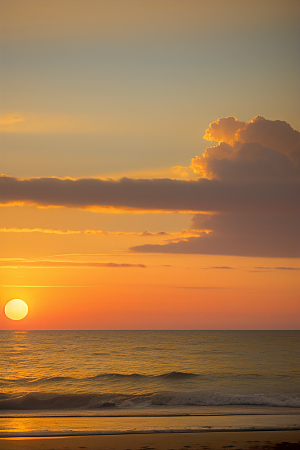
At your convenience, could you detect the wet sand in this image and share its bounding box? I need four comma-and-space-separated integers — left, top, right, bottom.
1, 431, 300, 450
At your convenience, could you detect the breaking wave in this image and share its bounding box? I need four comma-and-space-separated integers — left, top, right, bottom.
0, 391, 299, 410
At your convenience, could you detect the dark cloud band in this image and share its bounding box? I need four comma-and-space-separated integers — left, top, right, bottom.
0, 176, 298, 214
0, 260, 146, 268
131, 213, 300, 258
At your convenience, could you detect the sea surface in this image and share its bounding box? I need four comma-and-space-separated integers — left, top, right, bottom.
0, 330, 299, 437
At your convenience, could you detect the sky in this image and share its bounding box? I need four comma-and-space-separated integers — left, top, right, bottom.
0, 0, 299, 330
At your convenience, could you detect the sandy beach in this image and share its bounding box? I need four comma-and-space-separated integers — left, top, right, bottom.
1, 431, 300, 450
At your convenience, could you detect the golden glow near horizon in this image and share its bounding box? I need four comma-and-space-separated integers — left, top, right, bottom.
5, 299, 29, 321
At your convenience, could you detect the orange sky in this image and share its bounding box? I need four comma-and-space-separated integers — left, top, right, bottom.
0, 0, 299, 329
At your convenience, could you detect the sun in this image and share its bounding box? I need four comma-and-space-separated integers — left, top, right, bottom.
5, 299, 28, 321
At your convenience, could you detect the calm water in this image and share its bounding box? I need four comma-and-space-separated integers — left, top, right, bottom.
0, 331, 299, 436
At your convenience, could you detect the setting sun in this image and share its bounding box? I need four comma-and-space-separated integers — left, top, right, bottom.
4, 299, 28, 321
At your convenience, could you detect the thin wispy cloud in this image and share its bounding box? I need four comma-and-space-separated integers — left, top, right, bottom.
175, 286, 226, 289
0, 227, 203, 239
254, 266, 300, 271
0, 260, 146, 269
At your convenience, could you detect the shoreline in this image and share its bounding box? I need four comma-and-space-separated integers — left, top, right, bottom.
1, 407, 300, 419
1, 426, 300, 438
1, 410, 299, 438
1, 430, 300, 450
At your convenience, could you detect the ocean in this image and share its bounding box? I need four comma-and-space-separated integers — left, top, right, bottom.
0, 330, 299, 437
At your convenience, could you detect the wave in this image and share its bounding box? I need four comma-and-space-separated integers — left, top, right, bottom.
0, 376, 73, 385
2, 370, 296, 386
5, 370, 286, 385
0, 391, 299, 410
160, 372, 198, 380
88, 373, 146, 380
0, 371, 198, 385
89, 371, 198, 381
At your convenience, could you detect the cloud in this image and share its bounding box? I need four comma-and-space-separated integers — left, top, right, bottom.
131, 212, 300, 258
192, 142, 298, 182
170, 165, 196, 180
0, 227, 202, 241
105, 166, 197, 182
1, 115, 299, 259
203, 116, 246, 145
128, 116, 298, 258
0, 260, 146, 268
191, 116, 300, 181
175, 286, 226, 289
0, 227, 82, 235
237, 116, 300, 165
0, 175, 298, 214
254, 266, 300, 271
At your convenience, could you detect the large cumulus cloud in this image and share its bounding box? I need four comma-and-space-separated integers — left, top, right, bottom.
237, 116, 300, 165
132, 116, 300, 257
191, 116, 300, 181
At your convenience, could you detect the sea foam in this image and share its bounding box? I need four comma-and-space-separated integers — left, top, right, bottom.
0, 391, 299, 410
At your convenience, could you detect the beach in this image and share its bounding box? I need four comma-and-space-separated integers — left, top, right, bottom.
1, 431, 300, 450
1, 331, 299, 448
